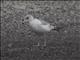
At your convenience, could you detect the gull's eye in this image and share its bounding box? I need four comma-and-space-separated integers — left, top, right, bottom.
26, 17, 29, 19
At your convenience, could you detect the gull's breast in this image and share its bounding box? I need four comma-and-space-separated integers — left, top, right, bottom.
29, 20, 51, 32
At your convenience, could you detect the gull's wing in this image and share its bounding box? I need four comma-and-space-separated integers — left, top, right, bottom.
39, 20, 50, 25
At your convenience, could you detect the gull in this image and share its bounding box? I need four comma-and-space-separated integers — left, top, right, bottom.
23, 15, 60, 46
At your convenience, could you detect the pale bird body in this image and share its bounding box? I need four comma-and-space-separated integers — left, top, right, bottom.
24, 15, 55, 33
23, 15, 59, 46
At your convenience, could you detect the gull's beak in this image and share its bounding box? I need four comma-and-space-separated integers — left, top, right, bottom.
22, 18, 28, 24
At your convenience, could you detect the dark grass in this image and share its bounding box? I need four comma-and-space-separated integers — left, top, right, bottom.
1, 1, 80, 60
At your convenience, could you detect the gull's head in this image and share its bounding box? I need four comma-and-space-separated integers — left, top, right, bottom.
24, 15, 34, 22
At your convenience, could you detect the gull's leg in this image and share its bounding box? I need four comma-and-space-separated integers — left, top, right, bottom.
43, 34, 46, 46
37, 36, 42, 46
37, 41, 40, 46
44, 39, 46, 46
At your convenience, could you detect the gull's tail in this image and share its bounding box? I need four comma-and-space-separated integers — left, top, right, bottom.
51, 25, 64, 32
50, 25, 56, 30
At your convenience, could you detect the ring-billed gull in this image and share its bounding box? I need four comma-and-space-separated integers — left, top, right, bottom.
23, 15, 57, 32
23, 15, 60, 46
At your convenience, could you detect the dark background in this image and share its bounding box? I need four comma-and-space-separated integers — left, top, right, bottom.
1, 1, 80, 60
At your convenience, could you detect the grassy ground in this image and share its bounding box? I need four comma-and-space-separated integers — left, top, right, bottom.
1, 1, 80, 60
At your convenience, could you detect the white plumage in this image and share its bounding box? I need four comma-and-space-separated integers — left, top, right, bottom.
23, 15, 58, 46
24, 15, 56, 33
